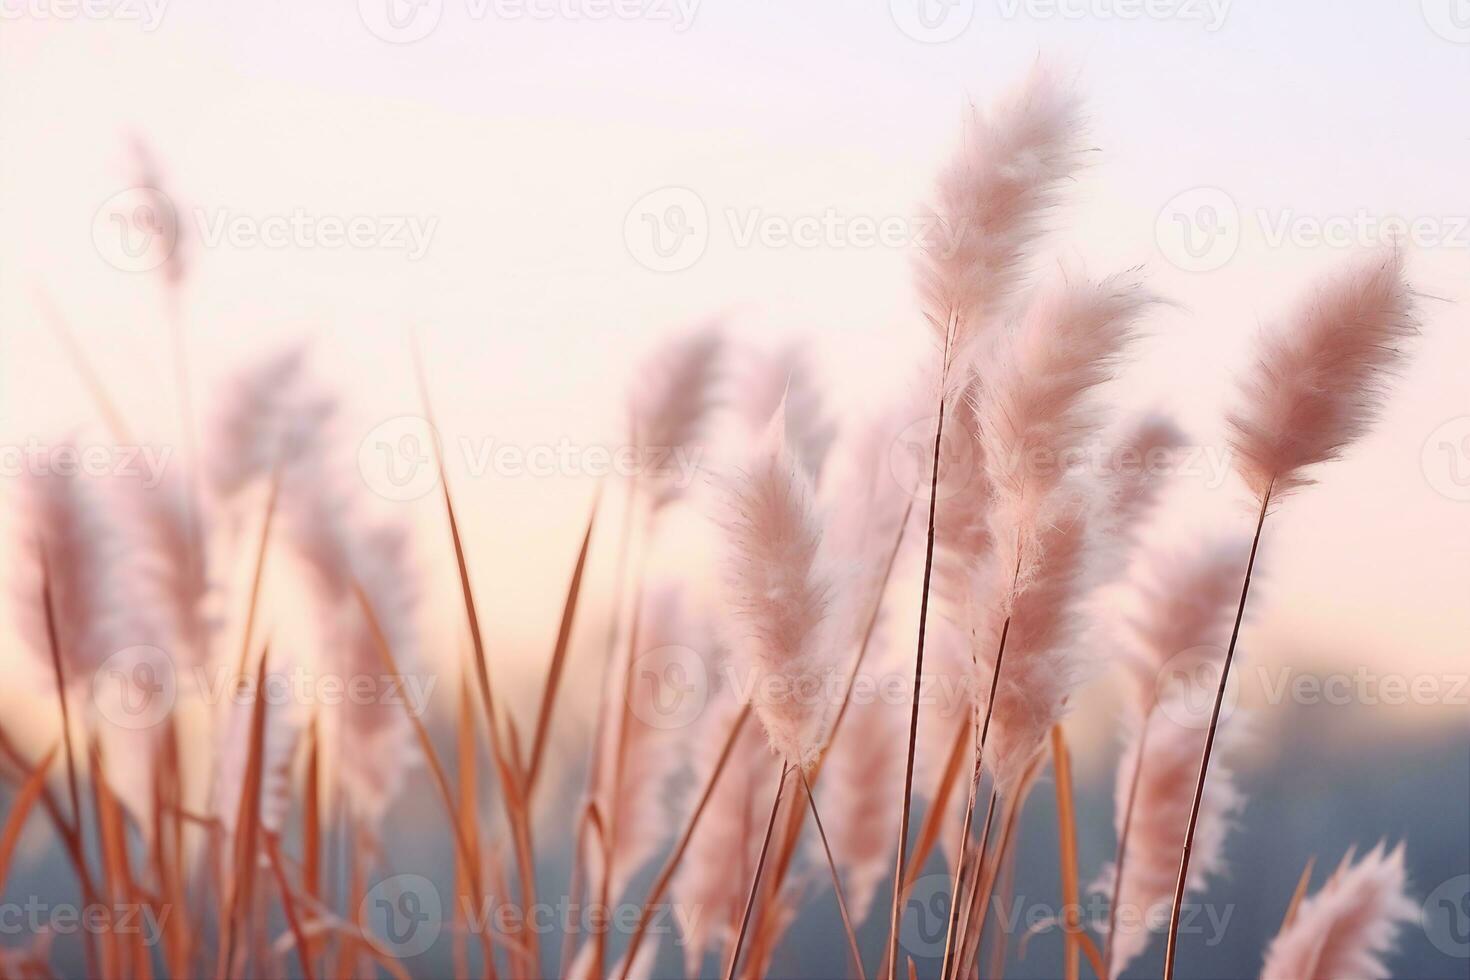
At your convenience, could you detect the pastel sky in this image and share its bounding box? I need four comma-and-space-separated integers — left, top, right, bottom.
2, 0, 1466, 757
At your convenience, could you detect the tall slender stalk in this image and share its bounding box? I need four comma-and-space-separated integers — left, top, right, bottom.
885, 325, 956, 979
938, 606, 1013, 979
1162, 487, 1271, 978
723, 762, 792, 980
798, 767, 867, 980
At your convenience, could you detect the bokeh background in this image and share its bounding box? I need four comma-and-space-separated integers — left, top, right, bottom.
2, 0, 1467, 977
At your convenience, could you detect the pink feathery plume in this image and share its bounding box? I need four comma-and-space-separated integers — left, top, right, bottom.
126, 473, 214, 669
976, 271, 1154, 588
814, 694, 906, 924
1260, 844, 1416, 979
629, 322, 724, 512
737, 341, 837, 484
130, 137, 186, 289
207, 345, 336, 499
917, 63, 1085, 378
1116, 539, 1250, 711
672, 690, 795, 974
719, 404, 842, 768
930, 379, 993, 617
964, 488, 1097, 797
1107, 414, 1186, 538
13, 468, 161, 682
292, 506, 423, 833
1105, 697, 1244, 974
1227, 250, 1419, 501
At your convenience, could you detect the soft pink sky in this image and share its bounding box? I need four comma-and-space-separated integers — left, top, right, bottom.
2, 1, 1467, 760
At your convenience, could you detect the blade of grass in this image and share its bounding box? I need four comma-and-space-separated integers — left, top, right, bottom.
353, 583, 499, 980
412, 342, 538, 972
454, 667, 482, 980
262, 832, 317, 980
798, 767, 867, 980
0, 746, 58, 890
1050, 725, 1081, 980
1280, 857, 1317, 933
33, 286, 135, 444
526, 490, 599, 795
722, 762, 792, 980
217, 644, 272, 980
38, 546, 83, 838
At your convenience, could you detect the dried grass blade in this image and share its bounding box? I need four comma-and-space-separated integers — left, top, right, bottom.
1051, 725, 1081, 980
353, 582, 499, 980
526, 491, 599, 794
799, 768, 867, 980
1280, 856, 1317, 933
262, 832, 317, 980
218, 645, 272, 979
0, 745, 58, 891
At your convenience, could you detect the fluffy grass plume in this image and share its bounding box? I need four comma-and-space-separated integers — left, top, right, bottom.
1227, 250, 1419, 500
1260, 844, 1416, 979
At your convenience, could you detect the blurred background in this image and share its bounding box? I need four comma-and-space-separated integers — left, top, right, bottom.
1, 0, 1467, 977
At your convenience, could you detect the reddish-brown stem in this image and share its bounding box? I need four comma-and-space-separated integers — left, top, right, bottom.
1162, 487, 1270, 979
723, 762, 792, 980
